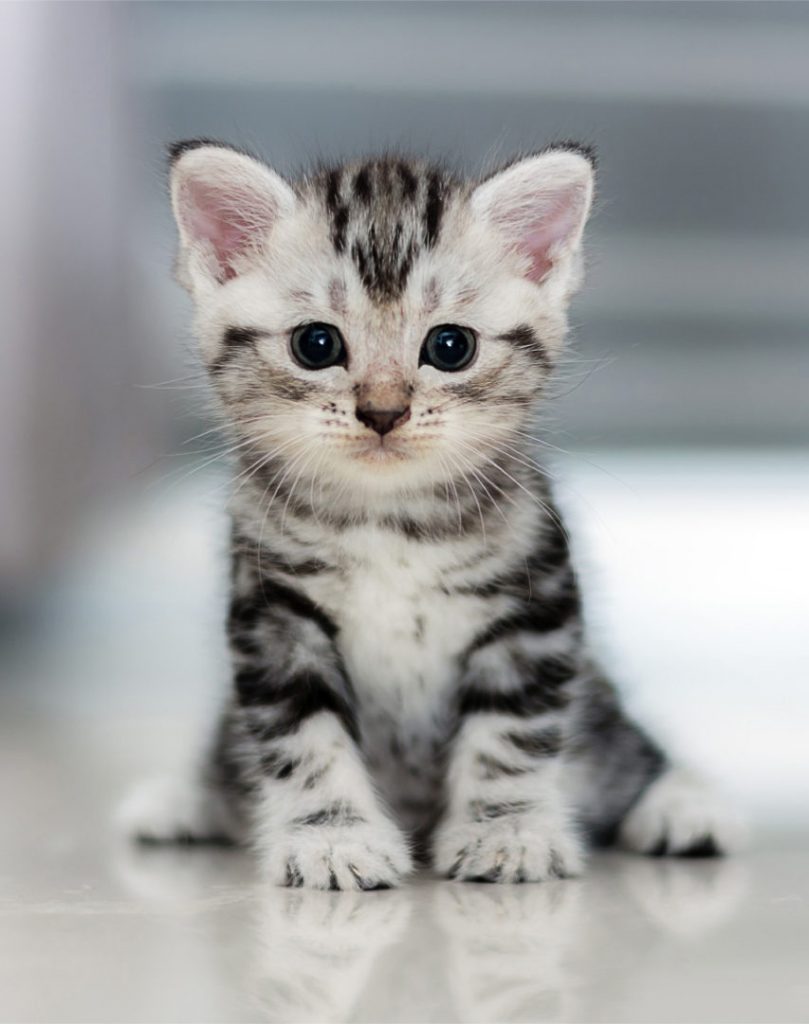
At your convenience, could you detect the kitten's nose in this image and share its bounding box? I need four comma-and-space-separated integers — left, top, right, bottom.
355, 405, 411, 437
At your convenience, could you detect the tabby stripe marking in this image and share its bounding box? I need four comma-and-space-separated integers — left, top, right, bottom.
292, 804, 365, 827
506, 726, 563, 758
498, 325, 550, 368
210, 326, 266, 375
465, 589, 581, 656
237, 669, 359, 742
458, 660, 576, 718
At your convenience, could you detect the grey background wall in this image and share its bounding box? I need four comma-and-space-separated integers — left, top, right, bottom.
2, 1, 808, 586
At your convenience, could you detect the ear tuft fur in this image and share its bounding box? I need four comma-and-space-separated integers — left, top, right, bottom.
543, 139, 598, 169
167, 138, 257, 167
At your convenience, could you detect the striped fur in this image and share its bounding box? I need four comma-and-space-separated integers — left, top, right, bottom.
118, 143, 741, 888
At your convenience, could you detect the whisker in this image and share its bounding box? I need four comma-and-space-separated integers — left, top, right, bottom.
147, 431, 270, 493
230, 436, 304, 501
436, 452, 464, 533
282, 445, 319, 530
445, 451, 487, 542
452, 446, 512, 528
456, 438, 574, 547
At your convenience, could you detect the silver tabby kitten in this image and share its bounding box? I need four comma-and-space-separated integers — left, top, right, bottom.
121, 141, 741, 888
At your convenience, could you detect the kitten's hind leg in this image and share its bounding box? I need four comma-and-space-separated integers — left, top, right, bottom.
116, 708, 248, 845
571, 671, 744, 857
116, 775, 243, 845
617, 766, 745, 858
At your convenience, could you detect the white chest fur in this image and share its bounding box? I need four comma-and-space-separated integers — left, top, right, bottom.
301, 526, 501, 722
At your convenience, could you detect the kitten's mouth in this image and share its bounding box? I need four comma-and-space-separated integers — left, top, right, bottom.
351, 436, 411, 464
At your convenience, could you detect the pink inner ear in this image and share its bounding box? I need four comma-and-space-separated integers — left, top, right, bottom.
512, 187, 585, 284
182, 179, 271, 282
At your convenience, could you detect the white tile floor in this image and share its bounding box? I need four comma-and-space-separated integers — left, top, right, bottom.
1, 450, 808, 1022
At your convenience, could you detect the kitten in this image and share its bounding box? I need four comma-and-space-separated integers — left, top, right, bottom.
120, 141, 741, 888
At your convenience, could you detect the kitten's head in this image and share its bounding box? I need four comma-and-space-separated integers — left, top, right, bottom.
170, 141, 594, 509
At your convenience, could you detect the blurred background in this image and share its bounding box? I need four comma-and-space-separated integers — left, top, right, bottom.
1, 1, 808, 837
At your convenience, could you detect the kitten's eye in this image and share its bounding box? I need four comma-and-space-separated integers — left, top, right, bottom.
290, 323, 346, 370
420, 325, 477, 372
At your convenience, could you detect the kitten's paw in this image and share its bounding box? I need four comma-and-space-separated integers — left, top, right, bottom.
116, 776, 241, 844
433, 813, 584, 884
262, 818, 413, 891
619, 767, 745, 857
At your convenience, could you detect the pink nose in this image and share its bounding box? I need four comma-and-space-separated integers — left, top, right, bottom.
355, 405, 411, 437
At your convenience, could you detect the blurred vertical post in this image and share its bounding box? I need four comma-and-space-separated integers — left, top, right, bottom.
0, 2, 131, 596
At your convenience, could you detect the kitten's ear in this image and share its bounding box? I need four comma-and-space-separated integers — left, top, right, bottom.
169, 141, 296, 292
471, 147, 595, 288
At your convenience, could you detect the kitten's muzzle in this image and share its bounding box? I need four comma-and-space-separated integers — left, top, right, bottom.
355, 405, 411, 437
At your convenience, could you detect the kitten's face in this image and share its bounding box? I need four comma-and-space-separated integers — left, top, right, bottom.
171, 147, 593, 507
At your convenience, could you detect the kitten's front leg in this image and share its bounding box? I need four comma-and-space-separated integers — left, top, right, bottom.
434, 628, 585, 884
252, 707, 412, 890
230, 578, 412, 890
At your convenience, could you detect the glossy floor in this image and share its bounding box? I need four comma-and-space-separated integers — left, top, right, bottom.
1, 826, 807, 1022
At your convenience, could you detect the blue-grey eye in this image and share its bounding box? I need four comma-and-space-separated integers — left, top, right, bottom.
290, 323, 346, 370
420, 325, 477, 372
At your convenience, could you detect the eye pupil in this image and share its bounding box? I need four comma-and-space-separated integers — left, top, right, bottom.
435, 329, 463, 357
421, 324, 476, 372
291, 323, 345, 369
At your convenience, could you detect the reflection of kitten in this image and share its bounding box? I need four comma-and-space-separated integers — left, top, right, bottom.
121, 141, 741, 888
435, 881, 583, 1023
255, 888, 411, 1023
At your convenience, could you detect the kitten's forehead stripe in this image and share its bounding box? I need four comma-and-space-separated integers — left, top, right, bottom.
328, 277, 347, 314
423, 171, 444, 249
313, 157, 459, 303
423, 277, 441, 314
353, 166, 372, 204
325, 167, 349, 254
324, 167, 342, 211
398, 162, 418, 199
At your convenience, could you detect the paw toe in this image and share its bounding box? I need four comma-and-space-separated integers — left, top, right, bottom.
676, 835, 723, 859
435, 818, 583, 884
268, 823, 412, 891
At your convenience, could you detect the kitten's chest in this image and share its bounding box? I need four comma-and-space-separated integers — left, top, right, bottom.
301, 527, 497, 719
